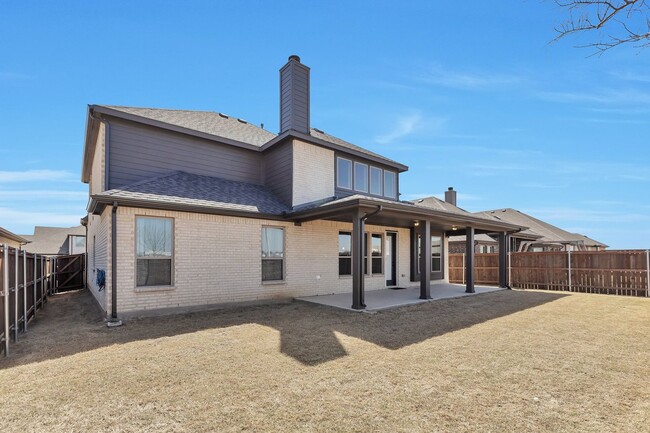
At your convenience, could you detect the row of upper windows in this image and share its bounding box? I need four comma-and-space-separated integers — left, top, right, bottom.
336, 157, 397, 199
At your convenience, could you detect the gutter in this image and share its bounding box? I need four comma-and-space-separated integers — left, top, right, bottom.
108, 202, 122, 327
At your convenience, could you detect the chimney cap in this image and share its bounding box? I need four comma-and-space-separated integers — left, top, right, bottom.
288, 54, 301, 62
448, 187, 454, 191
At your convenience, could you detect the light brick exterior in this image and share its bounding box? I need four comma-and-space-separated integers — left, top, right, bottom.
107, 206, 421, 314
292, 139, 334, 206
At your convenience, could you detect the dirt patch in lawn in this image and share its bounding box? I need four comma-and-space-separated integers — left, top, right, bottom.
1, 289, 648, 432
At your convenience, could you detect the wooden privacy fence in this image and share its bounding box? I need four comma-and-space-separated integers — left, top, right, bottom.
449, 250, 650, 297
0, 244, 55, 357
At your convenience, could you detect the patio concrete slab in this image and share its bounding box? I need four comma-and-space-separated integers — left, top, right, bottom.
296, 283, 505, 312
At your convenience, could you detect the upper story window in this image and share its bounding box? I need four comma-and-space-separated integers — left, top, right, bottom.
354, 162, 368, 193
384, 171, 396, 199
337, 156, 397, 199
370, 166, 382, 195
336, 157, 352, 189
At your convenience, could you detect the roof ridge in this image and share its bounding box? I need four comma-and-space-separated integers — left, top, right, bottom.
102, 105, 219, 114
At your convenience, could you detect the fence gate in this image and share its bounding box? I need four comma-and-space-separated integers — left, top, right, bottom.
55, 254, 85, 292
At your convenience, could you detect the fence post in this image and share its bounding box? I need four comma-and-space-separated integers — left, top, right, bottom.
22, 249, 27, 332
646, 250, 649, 298
41, 256, 45, 306
462, 253, 465, 285
3, 244, 9, 356
14, 247, 19, 341
508, 251, 512, 288
567, 250, 572, 292
33, 253, 37, 318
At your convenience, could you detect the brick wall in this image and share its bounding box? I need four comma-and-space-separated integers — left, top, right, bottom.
292, 139, 334, 206
112, 206, 416, 314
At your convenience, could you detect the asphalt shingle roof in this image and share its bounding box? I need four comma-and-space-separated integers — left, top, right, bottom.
475, 208, 606, 246
95, 171, 291, 215
409, 196, 471, 216
103, 106, 276, 146
22, 226, 86, 255
98, 106, 403, 167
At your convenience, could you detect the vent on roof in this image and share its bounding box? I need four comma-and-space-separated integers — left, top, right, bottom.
237, 118, 247, 124
313, 127, 324, 133
218, 113, 228, 118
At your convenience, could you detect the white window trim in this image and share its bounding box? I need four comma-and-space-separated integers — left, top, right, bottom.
262, 226, 286, 283
134, 215, 175, 288
336, 157, 353, 190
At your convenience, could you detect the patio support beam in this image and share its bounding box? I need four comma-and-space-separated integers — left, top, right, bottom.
498, 232, 509, 288
419, 220, 431, 299
351, 209, 366, 310
465, 227, 475, 293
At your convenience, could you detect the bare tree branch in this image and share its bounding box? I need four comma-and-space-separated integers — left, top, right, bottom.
553, 0, 650, 54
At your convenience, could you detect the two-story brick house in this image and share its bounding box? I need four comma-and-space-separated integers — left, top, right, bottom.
81, 56, 521, 319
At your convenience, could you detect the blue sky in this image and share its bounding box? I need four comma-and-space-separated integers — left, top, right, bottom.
1, 1, 648, 248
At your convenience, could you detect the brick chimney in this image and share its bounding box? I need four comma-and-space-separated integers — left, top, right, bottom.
279, 55, 310, 134
444, 187, 457, 206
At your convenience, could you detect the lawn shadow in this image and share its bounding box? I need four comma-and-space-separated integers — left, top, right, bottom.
1, 289, 568, 368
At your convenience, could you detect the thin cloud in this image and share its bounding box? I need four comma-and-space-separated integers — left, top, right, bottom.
608, 71, 650, 83
375, 113, 446, 145
0, 170, 76, 183
537, 89, 650, 105
418, 64, 525, 90
0, 190, 87, 200
515, 182, 568, 189
0, 207, 85, 229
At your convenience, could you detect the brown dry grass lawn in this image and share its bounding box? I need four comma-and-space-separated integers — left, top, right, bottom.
1, 289, 648, 432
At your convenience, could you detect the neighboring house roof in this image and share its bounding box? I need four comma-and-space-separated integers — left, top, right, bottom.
22, 226, 86, 255
449, 234, 498, 244
93, 171, 291, 216
571, 233, 609, 248
0, 226, 30, 244
409, 196, 471, 216
475, 208, 605, 247
82, 105, 407, 183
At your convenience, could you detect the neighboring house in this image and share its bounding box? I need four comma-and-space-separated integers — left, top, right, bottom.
0, 226, 29, 248
449, 234, 499, 254
411, 189, 500, 254
21, 226, 87, 256
475, 208, 608, 252
81, 55, 522, 318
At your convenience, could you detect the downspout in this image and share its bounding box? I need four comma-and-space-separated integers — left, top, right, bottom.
108, 202, 122, 326
362, 205, 383, 221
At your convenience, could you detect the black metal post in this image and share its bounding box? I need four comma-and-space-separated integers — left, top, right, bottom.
111, 203, 118, 319
351, 209, 365, 310
465, 227, 475, 293
498, 232, 509, 288
419, 220, 431, 299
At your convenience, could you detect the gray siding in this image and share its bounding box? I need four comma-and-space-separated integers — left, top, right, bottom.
107, 118, 262, 189
263, 141, 293, 205
280, 60, 310, 134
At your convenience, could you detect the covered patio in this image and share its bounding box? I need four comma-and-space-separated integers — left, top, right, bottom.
289, 196, 524, 310
297, 283, 505, 311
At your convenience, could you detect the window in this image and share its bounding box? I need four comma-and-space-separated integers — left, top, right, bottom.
74, 236, 86, 248
371, 234, 383, 274
354, 162, 368, 192
338, 232, 351, 276
384, 171, 396, 198
337, 157, 352, 189
415, 233, 443, 276
431, 236, 442, 272
370, 166, 383, 196
262, 227, 284, 281
136, 217, 173, 286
